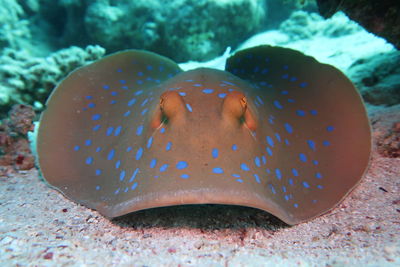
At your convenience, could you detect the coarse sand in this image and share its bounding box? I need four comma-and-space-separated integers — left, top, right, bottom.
0, 106, 399, 267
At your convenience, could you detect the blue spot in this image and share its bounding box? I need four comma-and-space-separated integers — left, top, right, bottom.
254, 157, 261, 167
96, 147, 102, 152
160, 128, 165, 133
128, 98, 136, 106
290, 77, 298, 82
313, 160, 319, 165
176, 161, 188, 169
212, 148, 218, 159
160, 164, 169, 172
317, 185, 323, 189
254, 174, 261, 184
292, 168, 299, 176
236, 179, 244, 183
179, 92, 186, 96
222, 81, 235, 86
289, 179, 294, 185
102, 85, 110, 90
141, 108, 148, 116
281, 90, 288, 95
232, 174, 241, 178
92, 114, 101, 120
275, 169, 282, 180
299, 153, 307, 162
150, 158, 157, 168
106, 127, 114, 136
124, 110, 131, 117
166, 142, 172, 151
181, 174, 190, 179
138, 71, 144, 76
109, 100, 117, 105
269, 184, 276, 194
261, 156, 266, 165
241, 163, 250, 171
131, 182, 138, 190
85, 157, 93, 165
185, 79, 194, 82
299, 82, 308, 88
283, 65, 289, 70
266, 169, 271, 174
307, 140, 316, 151
88, 103, 95, 108
141, 99, 149, 106
137, 80, 143, 85
136, 125, 144, 136
218, 93, 227, 98
213, 167, 224, 174
282, 186, 287, 193
282, 74, 289, 79
296, 110, 306, 116
193, 83, 202, 87
294, 203, 299, 208
129, 168, 139, 182
232, 144, 238, 151
135, 90, 143, 96
202, 89, 214, 94
147, 137, 153, 149
114, 188, 120, 195
315, 173, 322, 179
284, 195, 290, 201
323, 140, 331, 146
261, 68, 268, 74
285, 139, 290, 145
86, 95, 93, 100
302, 181, 310, 188
136, 147, 143, 160
266, 136, 274, 147
186, 103, 193, 112
275, 133, 281, 142
111, 91, 118, 96
273, 100, 283, 109
256, 96, 264, 105
95, 169, 101, 176
119, 80, 126, 84
288, 99, 295, 103
121, 86, 128, 90
266, 147, 273, 156
147, 65, 153, 71
74, 145, 80, 151
119, 170, 126, 181
115, 160, 121, 169
284, 123, 293, 134
92, 125, 101, 131
114, 126, 122, 136
117, 68, 122, 72
310, 110, 318, 115
107, 149, 115, 160
327, 126, 334, 132
126, 146, 132, 152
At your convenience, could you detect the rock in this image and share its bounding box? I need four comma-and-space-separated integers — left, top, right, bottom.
347, 51, 400, 106
316, 0, 400, 49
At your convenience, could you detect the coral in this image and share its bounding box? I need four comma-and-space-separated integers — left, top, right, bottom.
279, 10, 360, 40
0, 0, 31, 50
39, 0, 267, 62
0, 104, 36, 174
0, 45, 105, 115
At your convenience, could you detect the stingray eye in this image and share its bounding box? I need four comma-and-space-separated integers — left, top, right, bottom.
222, 92, 257, 131
151, 91, 186, 129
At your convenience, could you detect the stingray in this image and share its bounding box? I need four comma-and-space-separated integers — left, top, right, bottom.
36, 45, 371, 225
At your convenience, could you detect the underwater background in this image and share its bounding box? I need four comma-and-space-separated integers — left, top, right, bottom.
0, 0, 399, 266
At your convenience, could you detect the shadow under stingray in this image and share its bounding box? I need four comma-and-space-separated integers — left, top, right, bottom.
111, 204, 289, 231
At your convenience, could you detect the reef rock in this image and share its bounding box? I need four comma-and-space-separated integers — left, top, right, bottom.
0, 45, 105, 115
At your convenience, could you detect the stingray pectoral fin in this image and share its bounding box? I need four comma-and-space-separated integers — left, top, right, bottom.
226, 46, 371, 224
37, 50, 181, 208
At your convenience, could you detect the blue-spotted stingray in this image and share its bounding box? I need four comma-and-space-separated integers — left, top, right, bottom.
37, 45, 371, 225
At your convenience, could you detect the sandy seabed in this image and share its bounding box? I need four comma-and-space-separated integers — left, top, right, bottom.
0, 107, 399, 267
